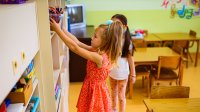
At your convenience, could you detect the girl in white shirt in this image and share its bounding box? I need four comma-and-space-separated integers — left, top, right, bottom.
109, 14, 136, 112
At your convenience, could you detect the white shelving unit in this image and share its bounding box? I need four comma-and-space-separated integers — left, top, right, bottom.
22, 79, 39, 112
0, 0, 69, 112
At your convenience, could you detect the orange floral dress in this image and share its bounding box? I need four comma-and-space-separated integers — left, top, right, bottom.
76, 54, 112, 112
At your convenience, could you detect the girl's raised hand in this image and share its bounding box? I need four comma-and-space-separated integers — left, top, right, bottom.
50, 18, 60, 31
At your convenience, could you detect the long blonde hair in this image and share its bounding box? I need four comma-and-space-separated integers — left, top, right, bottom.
97, 21, 123, 65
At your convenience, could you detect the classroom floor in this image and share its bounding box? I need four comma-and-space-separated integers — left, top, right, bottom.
68, 54, 200, 112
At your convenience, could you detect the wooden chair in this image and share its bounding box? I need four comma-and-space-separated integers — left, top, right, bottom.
173, 30, 197, 67
127, 40, 150, 98
145, 86, 190, 112
143, 30, 148, 36
150, 56, 184, 87
171, 44, 188, 65
127, 65, 151, 99
188, 30, 197, 60
143, 30, 160, 47
150, 86, 190, 99
135, 65, 151, 97
133, 39, 147, 48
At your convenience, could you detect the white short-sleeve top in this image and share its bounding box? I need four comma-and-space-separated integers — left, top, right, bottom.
109, 39, 133, 80
109, 57, 130, 80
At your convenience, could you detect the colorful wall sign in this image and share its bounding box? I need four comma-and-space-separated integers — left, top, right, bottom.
161, 0, 200, 19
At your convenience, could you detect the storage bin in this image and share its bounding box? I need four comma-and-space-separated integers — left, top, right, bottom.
30, 96, 40, 112
7, 78, 33, 106
0, 102, 7, 112
49, 14, 62, 23
0, 0, 25, 4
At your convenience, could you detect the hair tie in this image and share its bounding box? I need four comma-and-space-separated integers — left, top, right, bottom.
105, 20, 113, 25
105, 20, 113, 32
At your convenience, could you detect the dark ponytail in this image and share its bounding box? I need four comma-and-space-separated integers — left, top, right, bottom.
112, 14, 136, 57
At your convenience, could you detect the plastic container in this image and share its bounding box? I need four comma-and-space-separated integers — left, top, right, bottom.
7, 78, 33, 106
49, 14, 62, 23
0, 102, 7, 112
30, 96, 40, 112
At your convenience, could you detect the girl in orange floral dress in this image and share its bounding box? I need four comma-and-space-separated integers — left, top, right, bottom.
50, 19, 123, 112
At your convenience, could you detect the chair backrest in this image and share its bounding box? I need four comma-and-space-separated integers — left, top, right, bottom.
157, 56, 183, 80
173, 40, 188, 48
133, 39, 147, 48
171, 45, 183, 56
150, 86, 190, 99
189, 30, 197, 48
189, 30, 196, 37
173, 30, 196, 49
158, 56, 181, 70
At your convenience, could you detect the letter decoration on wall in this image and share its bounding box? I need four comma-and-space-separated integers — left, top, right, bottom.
161, 0, 200, 19
177, 5, 194, 19
191, 0, 200, 16
194, 8, 200, 16
161, 0, 170, 8
177, 4, 186, 16
177, 0, 182, 3
185, 9, 194, 19
171, 4, 177, 18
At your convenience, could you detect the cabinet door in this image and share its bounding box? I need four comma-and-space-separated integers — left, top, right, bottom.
0, 1, 39, 103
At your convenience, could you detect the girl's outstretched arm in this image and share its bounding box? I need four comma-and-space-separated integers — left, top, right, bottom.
62, 27, 94, 51
50, 18, 103, 68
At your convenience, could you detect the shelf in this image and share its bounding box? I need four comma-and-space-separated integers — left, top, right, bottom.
22, 78, 39, 112
6, 78, 39, 112
50, 31, 56, 39
59, 55, 64, 72
6, 103, 23, 112
53, 69, 60, 88
56, 88, 62, 111
53, 55, 64, 88
57, 93, 63, 112
1, 0, 68, 112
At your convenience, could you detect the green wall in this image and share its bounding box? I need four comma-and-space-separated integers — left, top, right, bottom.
69, 0, 200, 33
86, 10, 200, 33
68, 0, 200, 52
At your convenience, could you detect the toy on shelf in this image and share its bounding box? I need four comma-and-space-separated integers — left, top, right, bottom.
131, 29, 147, 39
49, 6, 64, 23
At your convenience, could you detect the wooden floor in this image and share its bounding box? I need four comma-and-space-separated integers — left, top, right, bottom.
68, 54, 200, 112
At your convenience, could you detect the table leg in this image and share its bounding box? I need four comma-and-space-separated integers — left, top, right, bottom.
195, 40, 199, 67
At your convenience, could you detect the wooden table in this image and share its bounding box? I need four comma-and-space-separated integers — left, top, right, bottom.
129, 47, 179, 98
132, 34, 161, 42
154, 33, 200, 67
144, 34, 161, 42
143, 98, 200, 112
132, 34, 161, 47
134, 47, 179, 65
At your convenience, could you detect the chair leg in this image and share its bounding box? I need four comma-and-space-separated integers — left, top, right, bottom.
146, 109, 153, 112
188, 51, 193, 62
146, 76, 150, 98
142, 76, 145, 88
185, 49, 193, 68
186, 60, 188, 68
